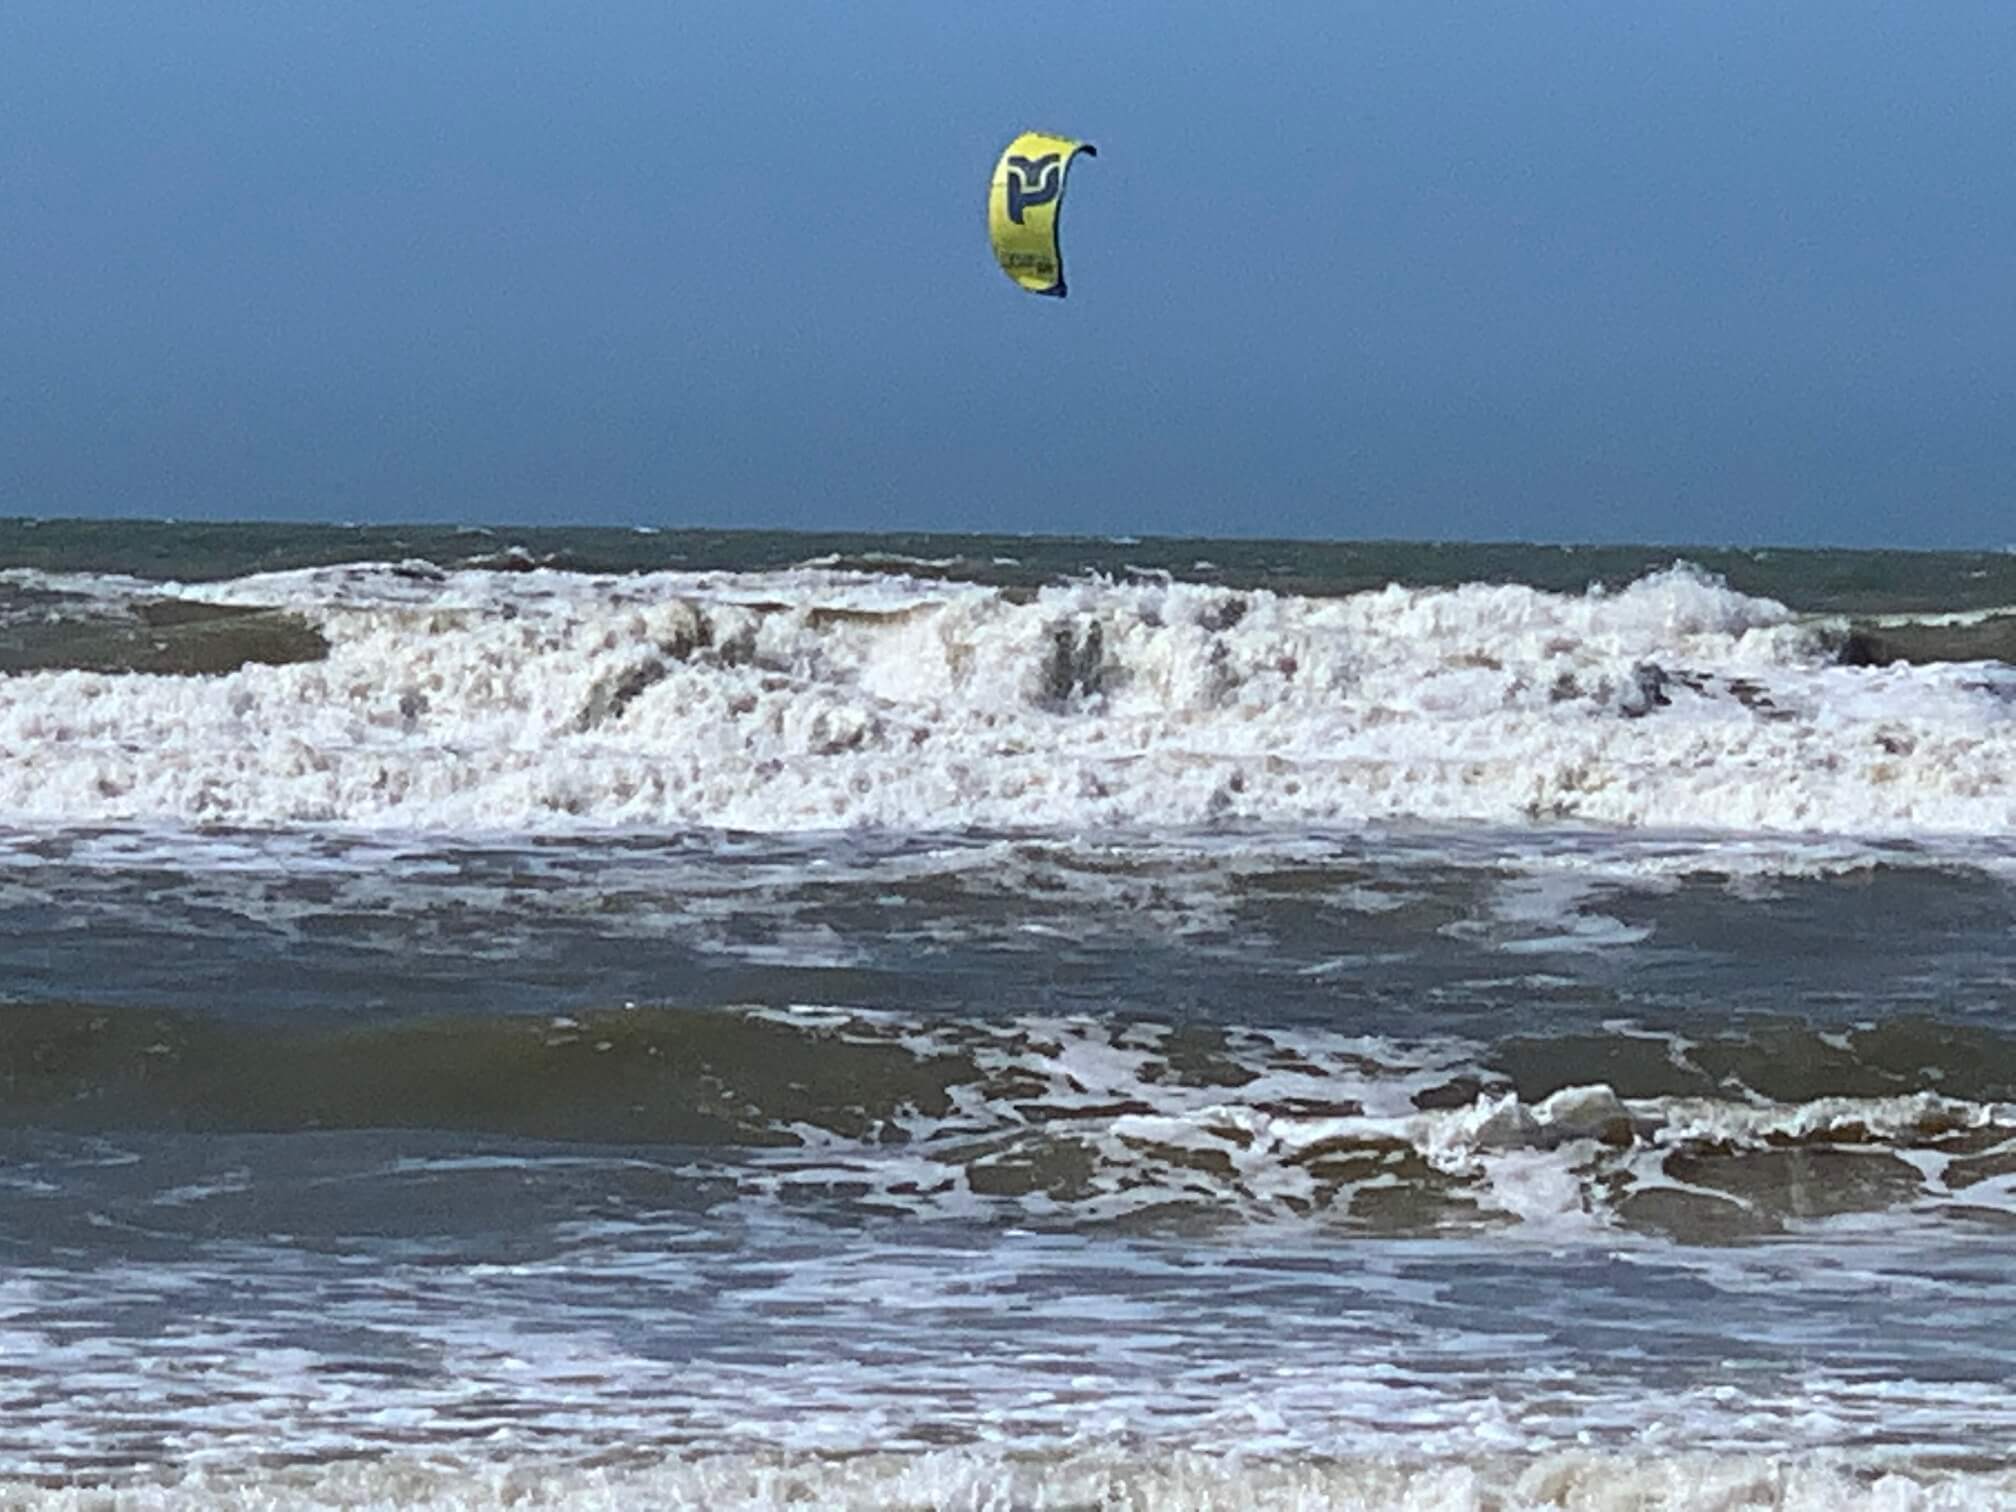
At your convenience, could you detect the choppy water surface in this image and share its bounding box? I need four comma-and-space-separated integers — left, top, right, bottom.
0, 523, 2012, 1507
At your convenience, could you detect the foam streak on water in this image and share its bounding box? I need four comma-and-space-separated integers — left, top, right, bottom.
0, 1205, 2012, 1506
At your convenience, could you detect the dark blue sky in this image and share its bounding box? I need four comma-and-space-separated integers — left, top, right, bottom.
4, 4, 2012, 546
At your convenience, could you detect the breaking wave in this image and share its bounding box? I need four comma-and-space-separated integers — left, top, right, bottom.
11, 1000, 2013, 1241
0, 560, 2013, 836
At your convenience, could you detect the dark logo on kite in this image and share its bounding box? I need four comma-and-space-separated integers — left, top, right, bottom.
1006, 154, 1062, 224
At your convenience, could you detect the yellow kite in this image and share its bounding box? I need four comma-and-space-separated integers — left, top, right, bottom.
988, 132, 1097, 298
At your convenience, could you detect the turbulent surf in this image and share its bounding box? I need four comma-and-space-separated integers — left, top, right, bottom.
1, 521, 2014, 1508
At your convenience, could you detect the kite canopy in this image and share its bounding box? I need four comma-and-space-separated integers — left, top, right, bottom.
988, 132, 1097, 298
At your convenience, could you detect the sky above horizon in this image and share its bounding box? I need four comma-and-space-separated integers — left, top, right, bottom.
3, 4, 2012, 548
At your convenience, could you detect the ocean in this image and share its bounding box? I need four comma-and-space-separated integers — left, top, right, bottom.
0, 519, 2013, 1509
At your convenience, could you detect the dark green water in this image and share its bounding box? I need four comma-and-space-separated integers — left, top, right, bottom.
6, 515, 2016, 614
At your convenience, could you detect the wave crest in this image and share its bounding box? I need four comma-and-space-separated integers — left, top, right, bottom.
0, 562, 2008, 834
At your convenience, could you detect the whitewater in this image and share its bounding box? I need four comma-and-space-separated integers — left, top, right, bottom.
3, 556, 2013, 837
2, 525, 2014, 1510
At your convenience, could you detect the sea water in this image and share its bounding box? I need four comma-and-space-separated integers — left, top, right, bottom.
0, 521, 2012, 1508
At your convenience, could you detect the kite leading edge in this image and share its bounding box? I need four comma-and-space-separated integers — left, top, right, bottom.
988, 132, 1097, 298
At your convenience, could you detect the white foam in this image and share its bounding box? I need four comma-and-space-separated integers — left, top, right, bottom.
1445, 873, 1657, 954
3, 1210, 2014, 1499
1, 562, 2012, 840
567, 1001, 2016, 1237
0, 1444, 2011, 1510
